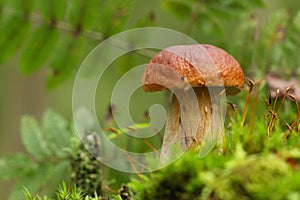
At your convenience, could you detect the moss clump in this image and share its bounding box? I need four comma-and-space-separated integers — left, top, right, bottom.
70, 135, 102, 197
129, 144, 300, 200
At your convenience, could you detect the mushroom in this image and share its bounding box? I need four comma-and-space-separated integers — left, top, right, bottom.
142, 44, 244, 161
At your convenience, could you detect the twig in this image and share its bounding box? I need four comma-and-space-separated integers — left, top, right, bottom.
240, 79, 254, 128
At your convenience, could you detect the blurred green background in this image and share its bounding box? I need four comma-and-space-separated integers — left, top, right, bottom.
0, 0, 300, 199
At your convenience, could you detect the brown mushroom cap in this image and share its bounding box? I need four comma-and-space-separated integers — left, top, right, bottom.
142, 44, 245, 95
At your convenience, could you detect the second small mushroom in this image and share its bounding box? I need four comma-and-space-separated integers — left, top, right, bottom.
142, 44, 244, 161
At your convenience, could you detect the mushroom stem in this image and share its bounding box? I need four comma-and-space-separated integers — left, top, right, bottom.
161, 87, 219, 161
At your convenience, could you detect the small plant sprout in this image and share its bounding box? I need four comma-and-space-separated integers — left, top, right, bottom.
227, 101, 238, 120
241, 78, 254, 128
142, 44, 244, 161
283, 93, 300, 140
266, 84, 299, 138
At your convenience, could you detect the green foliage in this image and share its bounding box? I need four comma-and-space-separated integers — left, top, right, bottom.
0, 110, 73, 199
21, 115, 51, 160
162, 0, 192, 19
0, 15, 30, 62
43, 110, 72, 157
125, 88, 300, 199
255, 9, 300, 75
20, 26, 59, 74
45, 35, 85, 90
162, 0, 265, 20
22, 182, 125, 200
70, 138, 102, 197
55, 182, 85, 200
128, 125, 300, 200
0, 0, 298, 93
0, 0, 134, 89
0, 109, 110, 199
38, 1, 66, 21
2, 1, 300, 199
0, 153, 36, 180
23, 182, 87, 200
1, 0, 298, 90
2, 89, 300, 200
1, 0, 292, 89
